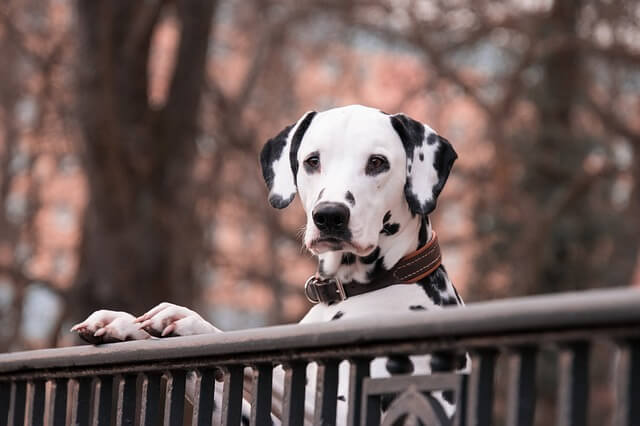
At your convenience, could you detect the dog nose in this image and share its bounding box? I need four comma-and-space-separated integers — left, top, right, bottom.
313, 202, 350, 234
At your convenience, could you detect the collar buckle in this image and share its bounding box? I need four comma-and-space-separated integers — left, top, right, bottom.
304, 276, 346, 304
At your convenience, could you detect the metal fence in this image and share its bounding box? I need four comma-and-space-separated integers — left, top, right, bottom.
0, 288, 639, 426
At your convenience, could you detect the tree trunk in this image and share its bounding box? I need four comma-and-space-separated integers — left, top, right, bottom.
72, 0, 216, 319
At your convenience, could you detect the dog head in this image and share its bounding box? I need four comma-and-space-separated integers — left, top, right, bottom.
260, 105, 456, 257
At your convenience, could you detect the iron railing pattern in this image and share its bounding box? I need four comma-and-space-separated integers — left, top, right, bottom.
0, 288, 638, 425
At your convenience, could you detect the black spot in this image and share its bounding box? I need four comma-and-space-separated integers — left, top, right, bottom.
403, 176, 423, 216
337, 395, 346, 401
431, 351, 468, 374
381, 222, 400, 236
383, 211, 392, 223
416, 266, 462, 307
419, 152, 424, 161
289, 111, 317, 186
386, 355, 414, 375
341, 253, 356, 265
442, 390, 455, 405
268, 193, 295, 209
416, 267, 444, 305
318, 259, 326, 276
456, 353, 469, 370
451, 283, 463, 305
331, 311, 344, 320
317, 188, 325, 201
430, 136, 458, 203
440, 297, 458, 306
390, 115, 457, 215
434, 270, 447, 291
359, 247, 380, 264
345, 191, 355, 206
391, 114, 425, 156
430, 352, 455, 372
409, 305, 426, 311
260, 124, 293, 191
407, 164, 412, 173
417, 216, 429, 248
366, 257, 387, 281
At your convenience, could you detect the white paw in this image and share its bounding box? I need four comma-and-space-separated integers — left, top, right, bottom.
71, 310, 151, 344
135, 302, 219, 337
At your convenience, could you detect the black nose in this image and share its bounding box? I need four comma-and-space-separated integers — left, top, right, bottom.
313, 202, 350, 234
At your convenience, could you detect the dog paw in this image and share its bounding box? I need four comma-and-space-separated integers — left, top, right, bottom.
135, 302, 220, 337
71, 310, 151, 344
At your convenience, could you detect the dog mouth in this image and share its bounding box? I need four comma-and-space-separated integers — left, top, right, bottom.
308, 237, 374, 255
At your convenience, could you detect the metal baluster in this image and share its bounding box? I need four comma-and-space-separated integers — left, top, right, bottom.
506, 346, 537, 426
50, 378, 68, 426
465, 349, 497, 426
90, 375, 114, 426
314, 359, 340, 426
68, 377, 92, 426
191, 369, 216, 426
0, 381, 11, 425
282, 361, 306, 426
614, 340, 640, 426
361, 388, 381, 426
454, 373, 469, 426
10, 380, 27, 426
115, 374, 136, 426
250, 364, 272, 426
163, 370, 186, 426
346, 357, 370, 426
138, 373, 162, 426
556, 342, 589, 426
221, 366, 243, 426
27, 379, 46, 426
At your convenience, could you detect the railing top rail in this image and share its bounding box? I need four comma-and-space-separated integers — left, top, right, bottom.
1, 287, 639, 374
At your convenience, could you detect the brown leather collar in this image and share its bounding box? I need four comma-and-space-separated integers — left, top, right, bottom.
304, 231, 442, 304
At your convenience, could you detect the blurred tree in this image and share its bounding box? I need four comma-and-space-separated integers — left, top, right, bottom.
72, 1, 215, 319
474, 0, 640, 296
338, 0, 640, 298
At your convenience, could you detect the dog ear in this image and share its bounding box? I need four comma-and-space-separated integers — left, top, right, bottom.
260, 111, 317, 208
390, 113, 457, 215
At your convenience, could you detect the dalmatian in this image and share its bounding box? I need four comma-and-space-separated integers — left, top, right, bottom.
72, 104, 466, 424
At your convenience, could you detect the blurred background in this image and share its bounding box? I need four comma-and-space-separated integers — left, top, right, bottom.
1, 1, 639, 424
0, 0, 639, 352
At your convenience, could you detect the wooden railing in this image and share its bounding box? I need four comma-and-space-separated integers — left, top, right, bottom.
0, 288, 638, 425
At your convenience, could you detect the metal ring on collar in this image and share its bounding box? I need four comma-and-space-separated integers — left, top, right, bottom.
304, 275, 346, 304
304, 276, 320, 304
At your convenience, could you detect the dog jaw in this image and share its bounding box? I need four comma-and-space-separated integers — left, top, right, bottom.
306, 232, 376, 256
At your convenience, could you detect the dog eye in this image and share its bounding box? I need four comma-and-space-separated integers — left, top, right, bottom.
304, 154, 320, 171
366, 155, 389, 175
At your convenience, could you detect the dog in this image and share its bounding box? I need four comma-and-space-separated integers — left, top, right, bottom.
72, 104, 466, 424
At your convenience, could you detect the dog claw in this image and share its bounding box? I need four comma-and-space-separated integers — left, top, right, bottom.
161, 323, 176, 337
137, 319, 152, 329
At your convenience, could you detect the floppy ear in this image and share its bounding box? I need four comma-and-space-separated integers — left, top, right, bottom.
260, 111, 317, 209
390, 113, 457, 215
